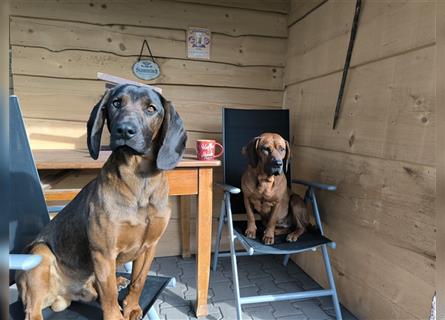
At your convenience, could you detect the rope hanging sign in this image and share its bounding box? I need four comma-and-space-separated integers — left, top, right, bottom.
132, 39, 161, 81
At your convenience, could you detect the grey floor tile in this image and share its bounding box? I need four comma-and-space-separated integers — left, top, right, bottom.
212, 300, 254, 320
294, 300, 332, 320
151, 255, 356, 320
211, 282, 237, 302
324, 307, 356, 320
244, 304, 275, 320
276, 280, 304, 292
276, 315, 308, 320
239, 284, 260, 297
271, 300, 305, 318
256, 278, 285, 295
160, 305, 191, 320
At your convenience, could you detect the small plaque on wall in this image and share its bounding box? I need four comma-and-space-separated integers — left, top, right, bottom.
187, 27, 211, 59
133, 60, 160, 81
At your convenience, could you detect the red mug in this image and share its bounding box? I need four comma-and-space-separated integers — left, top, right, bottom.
196, 139, 224, 160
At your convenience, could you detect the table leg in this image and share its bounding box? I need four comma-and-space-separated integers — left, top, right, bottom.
195, 168, 213, 317
180, 196, 191, 259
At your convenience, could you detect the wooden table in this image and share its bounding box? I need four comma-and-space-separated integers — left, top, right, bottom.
34, 149, 220, 317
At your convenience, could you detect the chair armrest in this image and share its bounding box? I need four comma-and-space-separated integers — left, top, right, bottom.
9, 254, 42, 270
291, 179, 337, 191
216, 183, 241, 194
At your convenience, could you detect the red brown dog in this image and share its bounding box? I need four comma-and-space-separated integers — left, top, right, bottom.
16, 84, 186, 320
241, 133, 310, 245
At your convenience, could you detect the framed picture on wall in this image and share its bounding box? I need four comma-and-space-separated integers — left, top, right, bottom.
187, 27, 211, 59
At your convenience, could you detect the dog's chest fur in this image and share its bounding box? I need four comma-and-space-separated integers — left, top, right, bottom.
243, 170, 288, 215
89, 154, 171, 265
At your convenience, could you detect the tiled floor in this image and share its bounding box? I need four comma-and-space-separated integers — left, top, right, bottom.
149, 255, 357, 320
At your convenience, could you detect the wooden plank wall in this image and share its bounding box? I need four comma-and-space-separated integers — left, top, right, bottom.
9, 0, 288, 256
285, 0, 435, 319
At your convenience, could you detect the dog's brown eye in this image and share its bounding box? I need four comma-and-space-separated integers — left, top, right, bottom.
112, 99, 121, 108
279, 147, 285, 152
261, 146, 270, 153
146, 104, 157, 113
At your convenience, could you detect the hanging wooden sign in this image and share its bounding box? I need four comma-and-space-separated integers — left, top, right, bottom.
133, 39, 161, 81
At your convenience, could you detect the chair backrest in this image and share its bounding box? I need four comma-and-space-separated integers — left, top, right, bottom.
223, 108, 290, 214
9, 96, 49, 257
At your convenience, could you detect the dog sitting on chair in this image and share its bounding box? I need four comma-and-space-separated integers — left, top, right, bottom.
16, 84, 186, 320
241, 133, 311, 245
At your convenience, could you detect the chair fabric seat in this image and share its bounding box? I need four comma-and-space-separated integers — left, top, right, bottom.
9, 273, 171, 320
233, 221, 332, 254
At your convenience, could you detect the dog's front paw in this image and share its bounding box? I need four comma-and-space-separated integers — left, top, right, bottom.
286, 231, 302, 242
262, 229, 275, 245
245, 227, 257, 239
286, 228, 305, 242
123, 304, 143, 320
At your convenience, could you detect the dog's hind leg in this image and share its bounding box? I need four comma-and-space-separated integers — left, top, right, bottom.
286, 194, 309, 242
51, 296, 71, 312
16, 244, 58, 320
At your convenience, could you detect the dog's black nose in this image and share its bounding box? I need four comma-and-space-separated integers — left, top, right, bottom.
272, 159, 283, 167
115, 123, 137, 139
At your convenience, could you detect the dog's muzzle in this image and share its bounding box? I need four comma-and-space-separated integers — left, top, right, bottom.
268, 159, 283, 176
110, 122, 147, 154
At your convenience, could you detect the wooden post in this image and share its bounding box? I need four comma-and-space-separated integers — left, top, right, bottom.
436, 1, 445, 318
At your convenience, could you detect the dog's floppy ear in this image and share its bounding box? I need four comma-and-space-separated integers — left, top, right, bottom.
156, 99, 187, 170
242, 137, 260, 168
284, 139, 291, 173
87, 89, 111, 160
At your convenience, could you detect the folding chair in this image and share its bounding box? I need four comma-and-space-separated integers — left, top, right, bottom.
8, 95, 171, 320
212, 108, 342, 320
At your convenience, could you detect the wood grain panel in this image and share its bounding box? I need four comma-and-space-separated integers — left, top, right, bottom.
436, 0, 445, 317
24, 117, 223, 150
180, 196, 192, 258
15, 75, 282, 135
172, 0, 289, 13
10, 0, 287, 37
292, 146, 435, 258
166, 169, 198, 196
293, 223, 433, 319
285, 0, 435, 85
10, 17, 286, 67
290, 145, 435, 319
24, 118, 101, 150
44, 189, 80, 202
288, 0, 326, 26
285, 46, 435, 166
12, 46, 284, 90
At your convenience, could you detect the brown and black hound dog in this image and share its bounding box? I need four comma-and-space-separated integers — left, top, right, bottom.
16, 84, 187, 320
241, 133, 311, 245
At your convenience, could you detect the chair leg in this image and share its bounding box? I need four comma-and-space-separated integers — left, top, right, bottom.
229, 236, 242, 320
321, 244, 342, 320
225, 195, 242, 320
147, 306, 161, 320
212, 198, 227, 272
282, 254, 290, 266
